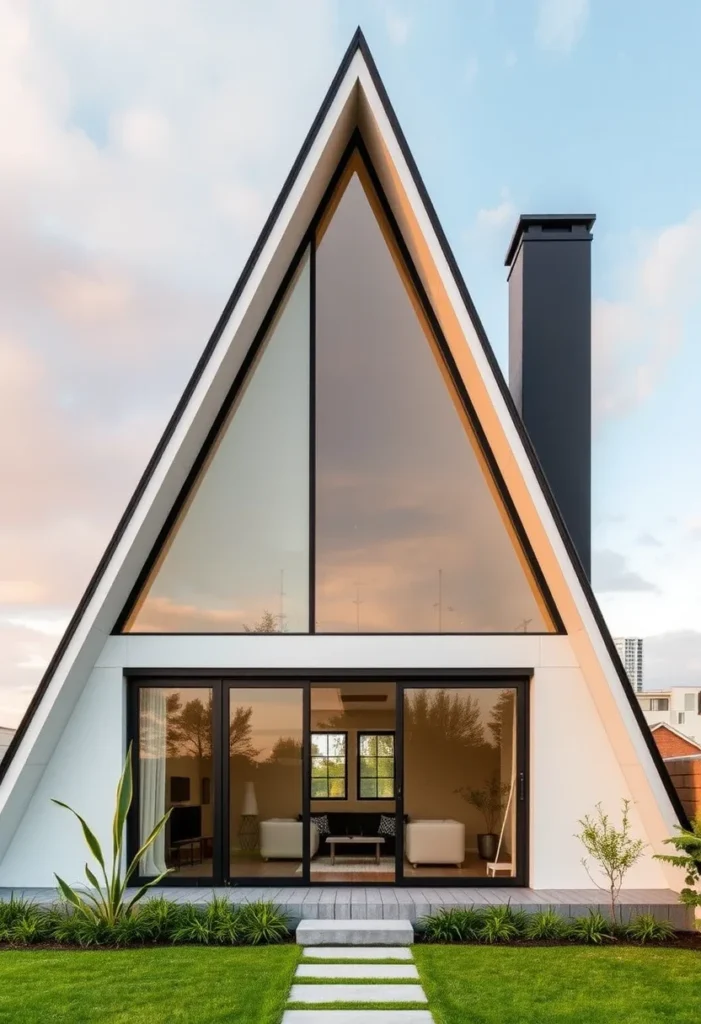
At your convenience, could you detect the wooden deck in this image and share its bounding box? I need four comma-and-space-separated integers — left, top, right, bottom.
1, 886, 692, 929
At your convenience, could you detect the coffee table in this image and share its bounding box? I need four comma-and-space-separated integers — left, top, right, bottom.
327, 835, 385, 866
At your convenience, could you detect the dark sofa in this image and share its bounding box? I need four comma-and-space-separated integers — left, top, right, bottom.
311, 811, 405, 857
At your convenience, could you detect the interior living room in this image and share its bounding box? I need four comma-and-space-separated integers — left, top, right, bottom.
138, 679, 519, 885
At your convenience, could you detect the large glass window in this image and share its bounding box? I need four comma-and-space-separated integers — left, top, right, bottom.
124, 254, 311, 633
138, 685, 214, 878
315, 166, 553, 633
403, 686, 518, 879
229, 687, 304, 879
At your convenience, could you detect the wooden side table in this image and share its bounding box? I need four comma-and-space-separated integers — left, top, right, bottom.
239, 814, 259, 851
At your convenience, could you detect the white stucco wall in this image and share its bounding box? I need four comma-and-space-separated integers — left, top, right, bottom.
0, 667, 124, 887
0, 632, 674, 889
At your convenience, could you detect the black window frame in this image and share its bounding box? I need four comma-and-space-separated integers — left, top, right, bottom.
310, 730, 348, 800
357, 730, 396, 800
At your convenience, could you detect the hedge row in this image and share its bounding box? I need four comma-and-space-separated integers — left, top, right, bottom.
419, 906, 677, 945
0, 896, 289, 947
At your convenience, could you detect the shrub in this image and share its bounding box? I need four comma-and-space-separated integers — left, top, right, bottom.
524, 909, 569, 941
576, 800, 646, 924
480, 905, 527, 943
170, 904, 213, 945
654, 814, 701, 908
132, 896, 181, 942
625, 913, 675, 944
238, 902, 289, 945
569, 910, 616, 945
0, 894, 34, 940
204, 897, 243, 945
421, 907, 485, 942
50, 909, 115, 948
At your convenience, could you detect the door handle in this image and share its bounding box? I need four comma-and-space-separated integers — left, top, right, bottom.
519, 772, 525, 801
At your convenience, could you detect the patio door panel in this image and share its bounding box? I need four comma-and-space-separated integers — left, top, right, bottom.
397, 680, 528, 886
225, 682, 307, 884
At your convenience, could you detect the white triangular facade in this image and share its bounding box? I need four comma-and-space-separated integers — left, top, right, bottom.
0, 35, 685, 894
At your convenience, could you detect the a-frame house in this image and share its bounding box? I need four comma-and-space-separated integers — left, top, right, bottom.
0, 30, 689, 903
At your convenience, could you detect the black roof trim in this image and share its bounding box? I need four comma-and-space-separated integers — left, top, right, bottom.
0, 29, 688, 833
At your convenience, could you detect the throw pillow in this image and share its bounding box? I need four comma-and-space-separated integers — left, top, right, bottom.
310, 814, 330, 836
378, 814, 396, 837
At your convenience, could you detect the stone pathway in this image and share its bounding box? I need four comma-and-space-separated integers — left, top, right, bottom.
282, 944, 434, 1023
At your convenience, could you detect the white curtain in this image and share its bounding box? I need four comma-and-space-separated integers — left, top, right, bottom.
139, 688, 167, 875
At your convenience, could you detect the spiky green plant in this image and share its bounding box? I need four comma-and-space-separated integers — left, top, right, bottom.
524, 908, 569, 940
238, 902, 289, 945
569, 910, 616, 944
421, 907, 485, 942
51, 741, 172, 925
625, 912, 675, 944
480, 904, 527, 943
654, 814, 701, 907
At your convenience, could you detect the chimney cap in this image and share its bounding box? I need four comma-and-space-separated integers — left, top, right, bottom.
505, 214, 596, 268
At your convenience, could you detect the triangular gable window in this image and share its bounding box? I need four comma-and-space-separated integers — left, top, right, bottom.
124, 254, 311, 633
121, 149, 558, 635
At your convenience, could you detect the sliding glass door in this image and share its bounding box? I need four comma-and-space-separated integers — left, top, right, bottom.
130, 676, 527, 887
397, 682, 527, 885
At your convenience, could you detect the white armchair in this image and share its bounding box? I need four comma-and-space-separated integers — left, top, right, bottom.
405, 819, 465, 868
259, 819, 319, 860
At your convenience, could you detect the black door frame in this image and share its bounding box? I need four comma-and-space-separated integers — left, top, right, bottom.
127, 669, 530, 888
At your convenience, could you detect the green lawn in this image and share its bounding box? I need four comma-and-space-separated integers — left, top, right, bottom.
0, 946, 301, 1024
414, 946, 701, 1024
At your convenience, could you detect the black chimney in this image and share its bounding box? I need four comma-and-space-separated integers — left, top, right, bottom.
505, 214, 595, 578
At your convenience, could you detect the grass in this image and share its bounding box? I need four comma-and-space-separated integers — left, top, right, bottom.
0, 946, 300, 1024
414, 945, 701, 1024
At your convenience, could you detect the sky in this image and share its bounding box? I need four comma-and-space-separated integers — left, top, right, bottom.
1, 0, 701, 726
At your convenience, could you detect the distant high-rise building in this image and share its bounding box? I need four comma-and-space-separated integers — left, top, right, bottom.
614, 637, 644, 692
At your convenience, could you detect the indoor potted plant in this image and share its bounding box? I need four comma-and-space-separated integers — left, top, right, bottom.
456, 774, 510, 861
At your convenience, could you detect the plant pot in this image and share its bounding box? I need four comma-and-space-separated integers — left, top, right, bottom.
477, 833, 499, 861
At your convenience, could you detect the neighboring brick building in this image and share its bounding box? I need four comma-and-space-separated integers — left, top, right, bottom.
664, 756, 701, 821
651, 723, 701, 759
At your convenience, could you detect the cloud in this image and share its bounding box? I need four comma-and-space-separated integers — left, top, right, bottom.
644, 630, 701, 688
0, 0, 338, 723
592, 209, 701, 421
536, 0, 589, 54
637, 532, 663, 548
476, 189, 516, 231
593, 549, 660, 594
385, 9, 411, 47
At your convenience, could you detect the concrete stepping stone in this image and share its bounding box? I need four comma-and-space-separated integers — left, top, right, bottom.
296, 964, 419, 980
283, 1013, 434, 1023
303, 946, 413, 960
296, 919, 414, 945
288, 984, 427, 1004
